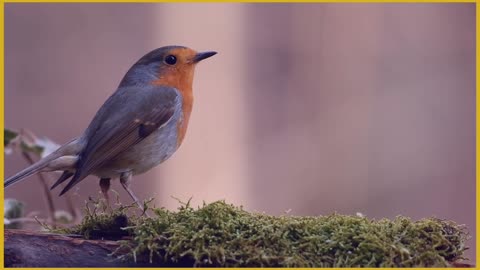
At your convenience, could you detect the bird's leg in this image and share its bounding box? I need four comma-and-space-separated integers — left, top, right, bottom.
119, 172, 149, 216
99, 178, 111, 210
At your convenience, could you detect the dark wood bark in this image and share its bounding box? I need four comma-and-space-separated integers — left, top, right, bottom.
4, 229, 151, 267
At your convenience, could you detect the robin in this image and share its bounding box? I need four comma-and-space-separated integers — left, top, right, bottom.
4, 45, 217, 210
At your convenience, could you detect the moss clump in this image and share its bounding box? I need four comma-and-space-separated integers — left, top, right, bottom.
65, 198, 138, 239
66, 200, 469, 267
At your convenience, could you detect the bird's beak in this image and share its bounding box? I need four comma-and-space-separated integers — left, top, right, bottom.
192, 51, 217, 63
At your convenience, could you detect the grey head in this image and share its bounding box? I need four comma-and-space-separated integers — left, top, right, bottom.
118, 45, 217, 88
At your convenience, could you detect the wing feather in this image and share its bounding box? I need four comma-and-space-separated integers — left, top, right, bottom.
59, 85, 180, 195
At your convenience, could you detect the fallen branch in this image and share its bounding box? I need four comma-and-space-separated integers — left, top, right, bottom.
5, 229, 147, 267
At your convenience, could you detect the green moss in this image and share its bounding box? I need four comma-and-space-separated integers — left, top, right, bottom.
65, 200, 469, 267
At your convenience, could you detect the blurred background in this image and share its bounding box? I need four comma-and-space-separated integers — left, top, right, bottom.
5, 3, 475, 261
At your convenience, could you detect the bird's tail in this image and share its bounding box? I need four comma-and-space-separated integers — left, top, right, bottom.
4, 156, 55, 188
4, 138, 82, 188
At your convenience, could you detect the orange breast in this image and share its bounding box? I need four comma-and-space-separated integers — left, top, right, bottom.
176, 91, 193, 146
151, 69, 194, 148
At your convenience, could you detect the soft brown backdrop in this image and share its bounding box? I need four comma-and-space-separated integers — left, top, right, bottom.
5, 3, 475, 262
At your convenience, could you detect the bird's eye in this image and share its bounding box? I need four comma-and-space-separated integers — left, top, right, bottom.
164, 55, 177, 65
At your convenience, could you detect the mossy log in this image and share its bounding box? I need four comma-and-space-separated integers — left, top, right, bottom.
4, 229, 473, 268
4, 201, 473, 267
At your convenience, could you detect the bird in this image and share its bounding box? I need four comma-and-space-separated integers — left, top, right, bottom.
4, 45, 217, 210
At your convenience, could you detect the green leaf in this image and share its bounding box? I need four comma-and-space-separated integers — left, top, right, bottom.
4, 129, 18, 146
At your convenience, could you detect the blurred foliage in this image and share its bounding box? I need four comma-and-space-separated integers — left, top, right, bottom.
4, 128, 43, 156
4, 128, 59, 158
53, 210, 75, 224
4, 128, 67, 227
61, 200, 469, 267
4, 199, 25, 229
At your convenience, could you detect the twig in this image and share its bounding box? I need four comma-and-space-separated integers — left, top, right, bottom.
25, 129, 80, 223
65, 193, 82, 223
7, 217, 48, 225
21, 151, 57, 228
7, 217, 78, 229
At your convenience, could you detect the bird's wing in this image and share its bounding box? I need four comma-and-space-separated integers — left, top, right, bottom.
59, 85, 181, 195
